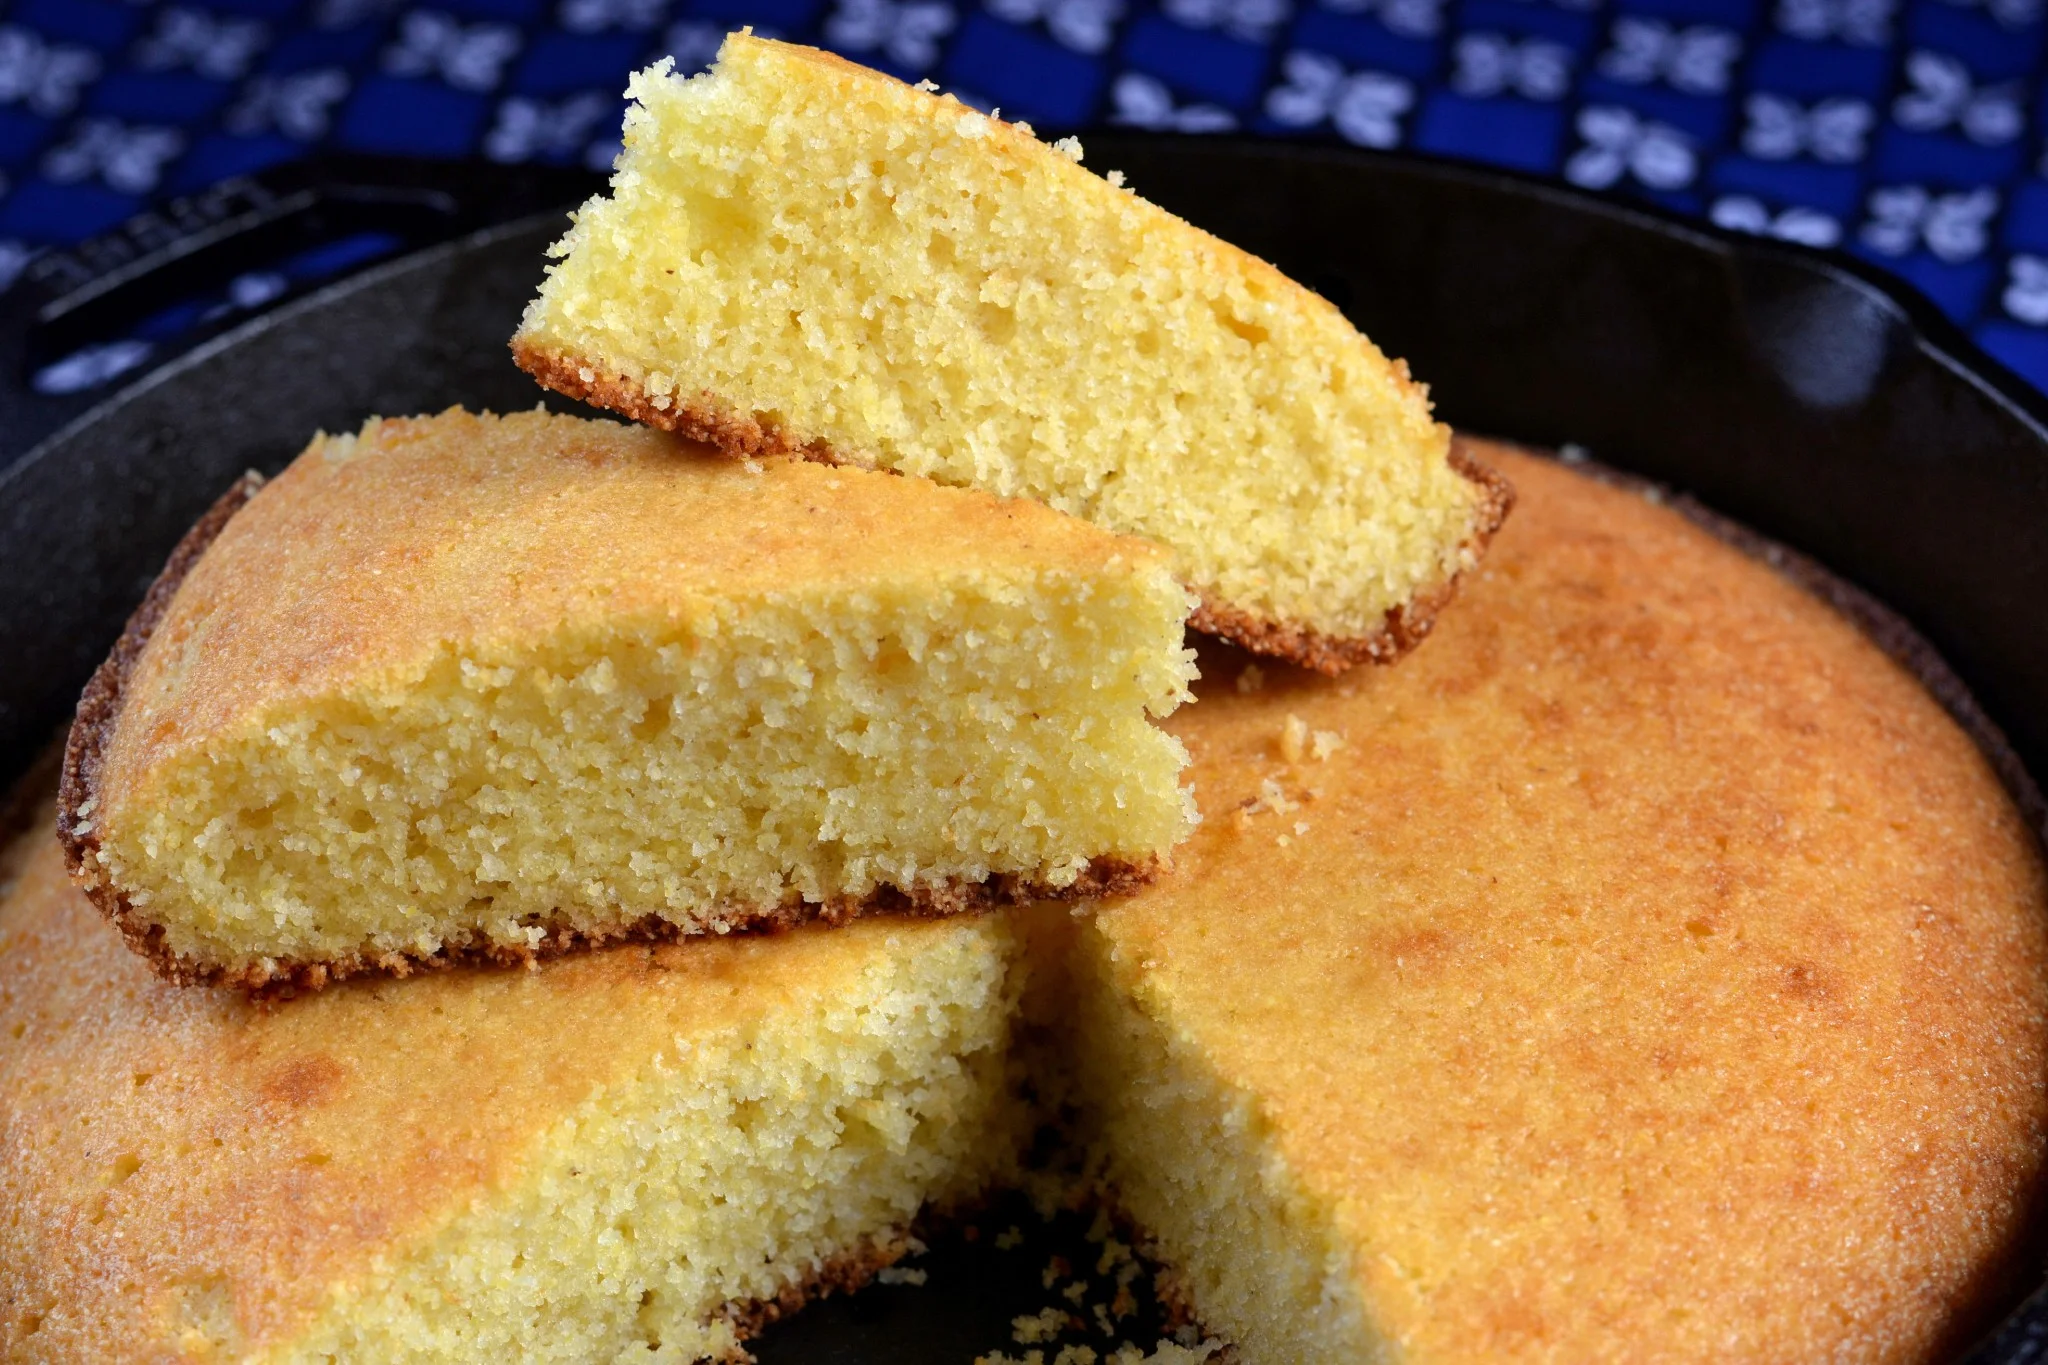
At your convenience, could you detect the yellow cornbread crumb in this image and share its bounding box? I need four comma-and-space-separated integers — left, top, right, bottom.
0, 811, 1038, 1363
72, 409, 1195, 987
512, 33, 1504, 661
1015, 1306, 1072, 1343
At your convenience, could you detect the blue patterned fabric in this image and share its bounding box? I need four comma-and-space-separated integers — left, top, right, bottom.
3, 0, 2048, 389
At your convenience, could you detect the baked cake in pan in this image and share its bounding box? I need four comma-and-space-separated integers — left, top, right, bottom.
9, 444, 2043, 1363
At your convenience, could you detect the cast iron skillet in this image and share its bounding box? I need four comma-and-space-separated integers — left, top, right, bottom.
3, 140, 2047, 1362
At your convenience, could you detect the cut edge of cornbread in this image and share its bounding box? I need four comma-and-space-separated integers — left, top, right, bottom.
1183, 441, 1512, 673
58, 470, 1180, 995
509, 35, 1516, 674
276, 918, 1032, 1363
1062, 916, 1383, 1365
1, 786, 1044, 1361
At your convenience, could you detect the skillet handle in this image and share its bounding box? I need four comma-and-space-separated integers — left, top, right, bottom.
0, 155, 601, 473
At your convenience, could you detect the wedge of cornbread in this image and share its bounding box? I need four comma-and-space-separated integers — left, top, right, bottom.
511, 33, 1511, 673
1070, 443, 2048, 1364
0, 800, 1039, 1363
60, 408, 1194, 991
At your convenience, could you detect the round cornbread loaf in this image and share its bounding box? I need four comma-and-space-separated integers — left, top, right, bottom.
6, 439, 2042, 1364
1074, 440, 2048, 1364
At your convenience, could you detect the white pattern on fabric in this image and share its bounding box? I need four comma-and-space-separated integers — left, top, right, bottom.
382, 11, 522, 91
559, 0, 671, 32
1452, 33, 1572, 101
1161, 0, 1291, 42
2004, 255, 2048, 325
1598, 18, 1741, 95
8, 0, 2048, 396
983, 0, 1121, 53
1892, 50, 2025, 145
134, 8, 270, 80
1266, 51, 1413, 147
1711, 195, 1844, 246
1111, 72, 1237, 130
1742, 93, 1873, 163
42, 119, 186, 194
486, 92, 616, 161
1316, 0, 1444, 38
825, 0, 959, 67
1566, 106, 1697, 190
0, 27, 103, 118
1775, 0, 1894, 44
226, 69, 352, 140
1860, 184, 1999, 262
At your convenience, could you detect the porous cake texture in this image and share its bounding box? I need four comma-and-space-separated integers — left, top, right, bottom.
0, 804, 1036, 1363
511, 33, 1511, 672
9, 443, 2044, 1364
60, 408, 1194, 992
1072, 442, 2048, 1364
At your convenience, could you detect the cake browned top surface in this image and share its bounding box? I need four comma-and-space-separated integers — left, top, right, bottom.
1103, 440, 2048, 1362
89, 406, 1169, 807
0, 800, 974, 1359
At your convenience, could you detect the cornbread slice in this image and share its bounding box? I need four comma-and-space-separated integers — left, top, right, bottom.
1069, 442, 2048, 1364
511, 33, 1511, 672
0, 800, 1040, 1363
60, 408, 1194, 991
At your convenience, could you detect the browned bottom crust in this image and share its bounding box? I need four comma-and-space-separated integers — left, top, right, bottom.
511, 340, 1516, 675
714, 1228, 912, 1360
1189, 440, 1514, 674
54, 468, 1158, 999
165, 858, 1156, 1000
59, 470, 266, 977
718, 1186, 1018, 1359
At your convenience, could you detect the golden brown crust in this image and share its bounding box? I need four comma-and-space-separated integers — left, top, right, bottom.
1187, 440, 1514, 674
57, 471, 265, 984
715, 1230, 910, 1349
1549, 447, 2048, 851
1107, 441, 2048, 1363
158, 857, 1155, 1000
513, 337, 836, 461
511, 341, 1517, 674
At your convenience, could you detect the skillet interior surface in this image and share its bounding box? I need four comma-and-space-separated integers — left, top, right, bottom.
1, 138, 2046, 1362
